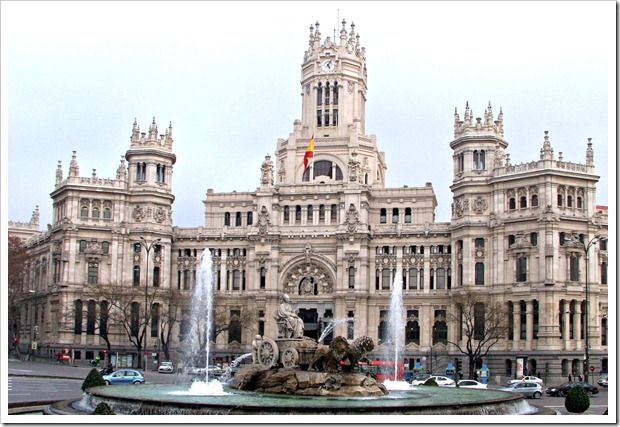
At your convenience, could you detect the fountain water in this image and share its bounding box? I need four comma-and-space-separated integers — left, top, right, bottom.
185, 249, 217, 383
317, 318, 348, 343
387, 274, 404, 381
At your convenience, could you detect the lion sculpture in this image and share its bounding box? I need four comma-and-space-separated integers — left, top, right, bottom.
308, 336, 375, 373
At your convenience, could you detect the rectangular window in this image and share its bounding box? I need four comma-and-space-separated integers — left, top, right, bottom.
332, 109, 338, 126
317, 110, 322, 127
530, 232, 538, 246
151, 304, 159, 338
409, 268, 418, 290
88, 263, 98, 284
569, 255, 580, 281
133, 266, 140, 286
348, 266, 355, 289
382, 269, 391, 290
436, 268, 445, 289
232, 270, 240, 290
516, 257, 527, 282
86, 301, 96, 335
260, 268, 266, 290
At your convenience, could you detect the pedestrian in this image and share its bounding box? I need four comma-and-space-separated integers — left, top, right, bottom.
578, 374, 583, 382
568, 374, 572, 382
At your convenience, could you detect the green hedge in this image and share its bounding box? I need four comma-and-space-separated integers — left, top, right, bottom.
565, 385, 590, 414
82, 368, 106, 391
92, 402, 115, 415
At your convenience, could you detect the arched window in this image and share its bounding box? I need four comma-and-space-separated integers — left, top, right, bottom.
133, 266, 140, 286
473, 150, 485, 170
406, 311, 420, 345
235, 212, 242, 226
378, 310, 389, 344
475, 262, 485, 285
153, 266, 160, 287
557, 194, 563, 206
74, 300, 83, 334
331, 204, 337, 222
520, 196, 527, 208
508, 198, 516, 210
247, 211, 253, 225
81, 205, 89, 218
333, 81, 338, 104
99, 301, 108, 336
516, 257, 527, 282
531, 194, 539, 207
474, 303, 485, 340
260, 267, 266, 289
567, 195, 573, 208
577, 196, 583, 209
283, 206, 290, 222
92, 207, 100, 218
405, 207, 412, 223
224, 212, 231, 226
103, 208, 112, 219
295, 205, 302, 223
317, 82, 323, 105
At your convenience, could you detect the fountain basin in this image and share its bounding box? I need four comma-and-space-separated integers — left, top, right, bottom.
49, 383, 539, 415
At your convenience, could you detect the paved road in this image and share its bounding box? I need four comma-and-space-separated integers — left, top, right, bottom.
7, 359, 609, 416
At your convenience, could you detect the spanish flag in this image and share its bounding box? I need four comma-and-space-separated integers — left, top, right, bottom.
303, 134, 315, 172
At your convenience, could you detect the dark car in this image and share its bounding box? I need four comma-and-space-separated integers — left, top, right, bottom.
545, 381, 599, 397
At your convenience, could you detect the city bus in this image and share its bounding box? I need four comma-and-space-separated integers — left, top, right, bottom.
358, 360, 404, 382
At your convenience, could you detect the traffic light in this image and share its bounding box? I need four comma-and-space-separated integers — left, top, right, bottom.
12, 337, 17, 347
456, 358, 462, 374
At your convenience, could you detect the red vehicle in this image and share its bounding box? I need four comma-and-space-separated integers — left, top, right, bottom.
358, 360, 404, 382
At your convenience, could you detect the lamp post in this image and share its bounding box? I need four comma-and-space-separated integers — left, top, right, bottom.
568, 233, 606, 383
136, 237, 161, 370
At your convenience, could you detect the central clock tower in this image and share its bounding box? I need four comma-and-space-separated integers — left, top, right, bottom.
300, 20, 368, 136
275, 20, 385, 187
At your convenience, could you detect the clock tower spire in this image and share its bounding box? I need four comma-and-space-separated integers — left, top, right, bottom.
275, 20, 384, 188
300, 19, 367, 136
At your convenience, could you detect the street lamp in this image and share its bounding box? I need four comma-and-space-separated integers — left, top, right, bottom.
136, 237, 161, 370
567, 233, 606, 383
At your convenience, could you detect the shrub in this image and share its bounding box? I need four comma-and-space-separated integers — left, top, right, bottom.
82, 368, 106, 391
565, 385, 590, 414
422, 378, 439, 387
92, 402, 115, 415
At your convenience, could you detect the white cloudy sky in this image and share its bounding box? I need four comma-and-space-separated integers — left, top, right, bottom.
2, 1, 614, 229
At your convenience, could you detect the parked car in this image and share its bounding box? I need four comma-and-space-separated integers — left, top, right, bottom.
507, 375, 544, 386
597, 377, 608, 388
498, 382, 543, 399
187, 365, 223, 378
102, 369, 145, 385
407, 373, 431, 384
411, 375, 455, 387
545, 381, 599, 397
158, 361, 174, 373
457, 379, 487, 389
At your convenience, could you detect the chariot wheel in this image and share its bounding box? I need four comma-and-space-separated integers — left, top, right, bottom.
281, 348, 299, 369
257, 337, 279, 368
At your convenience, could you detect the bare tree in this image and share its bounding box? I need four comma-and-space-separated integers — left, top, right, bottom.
447, 287, 510, 379
8, 236, 28, 356
158, 288, 185, 361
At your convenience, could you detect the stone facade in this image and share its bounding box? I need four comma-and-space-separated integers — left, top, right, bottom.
9, 21, 608, 384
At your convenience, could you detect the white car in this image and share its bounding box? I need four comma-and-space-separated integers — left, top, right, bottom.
157, 361, 174, 373
457, 379, 487, 389
507, 375, 544, 386
411, 375, 456, 387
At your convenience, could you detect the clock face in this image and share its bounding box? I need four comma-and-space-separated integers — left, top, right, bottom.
321, 59, 335, 72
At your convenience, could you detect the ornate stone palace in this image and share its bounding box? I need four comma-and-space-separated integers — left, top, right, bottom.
9, 21, 608, 383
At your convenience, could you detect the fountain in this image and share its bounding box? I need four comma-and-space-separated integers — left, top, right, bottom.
387, 274, 405, 382
45, 247, 545, 416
